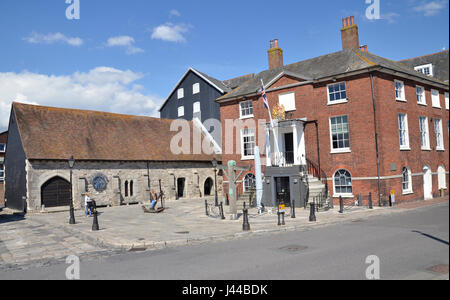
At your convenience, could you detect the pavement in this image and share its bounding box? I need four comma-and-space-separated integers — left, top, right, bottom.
0, 196, 448, 271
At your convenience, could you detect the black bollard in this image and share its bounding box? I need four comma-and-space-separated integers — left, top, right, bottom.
205, 200, 209, 216
358, 194, 362, 207
242, 208, 250, 231
69, 204, 76, 225
92, 209, 99, 231
281, 212, 285, 225
277, 212, 281, 226
291, 199, 296, 219
339, 196, 344, 213
220, 202, 225, 220
369, 193, 373, 209
309, 202, 317, 222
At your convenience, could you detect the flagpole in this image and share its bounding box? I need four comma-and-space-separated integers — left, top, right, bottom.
261, 80, 281, 158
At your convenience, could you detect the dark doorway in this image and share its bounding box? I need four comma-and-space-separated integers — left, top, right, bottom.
284, 133, 294, 164
177, 178, 186, 198
41, 177, 71, 208
275, 177, 290, 206
204, 178, 213, 196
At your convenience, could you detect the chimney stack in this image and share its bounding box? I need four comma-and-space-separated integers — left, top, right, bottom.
268, 39, 283, 70
341, 16, 360, 50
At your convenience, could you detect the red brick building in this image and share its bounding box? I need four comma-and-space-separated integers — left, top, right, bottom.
217, 16, 449, 207
0, 131, 7, 207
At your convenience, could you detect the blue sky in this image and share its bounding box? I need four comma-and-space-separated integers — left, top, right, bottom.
0, 0, 448, 131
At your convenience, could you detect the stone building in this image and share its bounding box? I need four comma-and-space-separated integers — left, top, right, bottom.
4, 103, 222, 212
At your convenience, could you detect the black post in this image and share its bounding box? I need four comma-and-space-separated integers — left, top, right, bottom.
277, 204, 281, 226
214, 168, 218, 207
291, 198, 296, 219
92, 209, 99, 231
242, 208, 250, 231
68, 156, 76, 225
205, 200, 209, 216
339, 196, 344, 214
358, 193, 362, 207
309, 202, 316, 222
159, 179, 164, 209
220, 202, 225, 220
281, 212, 285, 225
369, 192, 373, 209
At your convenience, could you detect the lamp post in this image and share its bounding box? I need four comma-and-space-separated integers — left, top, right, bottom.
68, 156, 76, 225
212, 158, 219, 207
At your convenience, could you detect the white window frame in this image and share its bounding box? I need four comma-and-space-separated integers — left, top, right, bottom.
416, 85, 426, 106
438, 166, 447, 190
333, 169, 353, 198
193, 83, 200, 95
239, 100, 254, 119
278, 92, 296, 112
329, 116, 351, 154
0, 143, 5, 153
177, 88, 184, 99
414, 64, 433, 77
431, 89, 441, 108
419, 116, 431, 151
243, 173, 256, 193
395, 80, 406, 101
445, 92, 449, 110
193, 102, 201, 114
240, 128, 256, 160
398, 113, 410, 150
434, 118, 444, 151
402, 167, 413, 195
178, 106, 185, 117
327, 82, 348, 105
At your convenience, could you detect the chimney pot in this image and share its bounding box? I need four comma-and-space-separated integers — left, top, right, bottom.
268, 39, 283, 70
341, 16, 360, 50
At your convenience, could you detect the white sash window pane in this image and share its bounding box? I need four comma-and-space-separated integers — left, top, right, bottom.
193, 83, 200, 95
279, 92, 296, 111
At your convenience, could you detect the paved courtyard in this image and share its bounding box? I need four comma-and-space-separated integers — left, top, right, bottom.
0, 196, 448, 270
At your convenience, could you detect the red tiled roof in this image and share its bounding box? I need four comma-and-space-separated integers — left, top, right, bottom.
12, 102, 220, 162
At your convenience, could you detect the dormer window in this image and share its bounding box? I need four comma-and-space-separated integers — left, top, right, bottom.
414, 64, 433, 77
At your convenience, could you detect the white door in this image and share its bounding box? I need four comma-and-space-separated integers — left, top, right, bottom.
438, 166, 446, 191
423, 166, 433, 200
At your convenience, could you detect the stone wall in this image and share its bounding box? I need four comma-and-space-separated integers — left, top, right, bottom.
26, 160, 223, 211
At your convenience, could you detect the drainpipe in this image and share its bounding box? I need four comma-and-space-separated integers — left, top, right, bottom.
370, 72, 382, 207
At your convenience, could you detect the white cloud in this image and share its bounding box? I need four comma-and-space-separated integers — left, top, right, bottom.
151, 23, 190, 43
23, 32, 83, 47
381, 12, 401, 23
106, 35, 144, 55
413, 0, 449, 16
169, 9, 181, 17
0, 67, 163, 131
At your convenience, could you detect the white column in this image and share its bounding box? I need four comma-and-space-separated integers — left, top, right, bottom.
299, 124, 306, 165
265, 126, 272, 167
292, 124, 300, 165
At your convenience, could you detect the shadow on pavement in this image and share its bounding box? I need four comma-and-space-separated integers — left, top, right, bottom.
412, 230, 449, 246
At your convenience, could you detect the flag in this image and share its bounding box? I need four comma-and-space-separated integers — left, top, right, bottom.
261, 80, 269, 110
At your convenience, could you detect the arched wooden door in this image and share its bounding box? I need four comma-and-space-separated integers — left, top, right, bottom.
41, 177, 71, 208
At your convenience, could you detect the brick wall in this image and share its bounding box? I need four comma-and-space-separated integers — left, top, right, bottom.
219, 71, 449, 204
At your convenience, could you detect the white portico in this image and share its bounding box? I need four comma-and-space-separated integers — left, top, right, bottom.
265, 119, 307, 168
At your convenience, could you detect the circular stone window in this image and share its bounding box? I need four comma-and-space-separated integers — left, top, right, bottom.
91, 174, 108, 192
